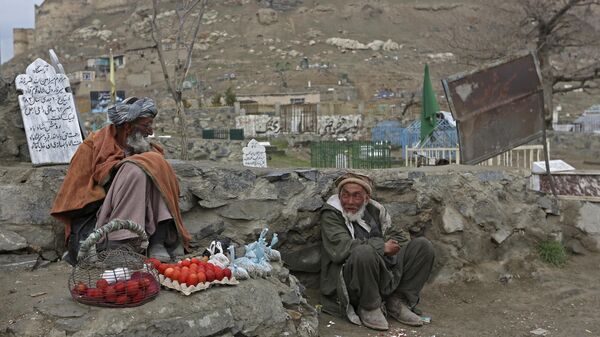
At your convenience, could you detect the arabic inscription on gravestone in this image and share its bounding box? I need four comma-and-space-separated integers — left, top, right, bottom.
16, 58, 83, 165
242, 139, 267, 168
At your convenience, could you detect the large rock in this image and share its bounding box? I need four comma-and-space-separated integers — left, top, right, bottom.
439, 206, 465, 234
281, 241, 321, 273
0, 253, 39, 270
0, 228, 27, 252
1, 261, 317, 337
1, 224, 58, 251
0, 83, 29, 163
576, 202, 600, 249
326, 37, 368, 50
257, 8, 278, 25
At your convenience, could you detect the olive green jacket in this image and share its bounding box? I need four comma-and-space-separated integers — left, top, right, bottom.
319, 195, 410, 302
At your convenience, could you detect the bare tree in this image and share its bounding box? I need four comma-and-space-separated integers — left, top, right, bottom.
522, 0, 600, 125
448, 0, 600, 126
446, 4, 525, 67
150, 0, 208, 160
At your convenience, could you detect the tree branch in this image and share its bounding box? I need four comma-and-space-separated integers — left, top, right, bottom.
554, 65, 600, 83
150, 0, 178, 100
179, 0, 207, 90
545, 0, 580, 35
553, 81, 595, 93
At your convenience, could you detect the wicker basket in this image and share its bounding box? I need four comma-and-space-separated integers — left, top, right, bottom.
68, 219, 160, 307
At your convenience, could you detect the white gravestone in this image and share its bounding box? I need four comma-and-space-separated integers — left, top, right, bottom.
16, 58, 83, 165
532, 160, 575, 174
242, 139, 267, 168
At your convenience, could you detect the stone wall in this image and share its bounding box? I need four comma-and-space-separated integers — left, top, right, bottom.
153, 106, 238, 135
154, 137, 244, 162
12, 28, 34, 57
1, 163, 596, 289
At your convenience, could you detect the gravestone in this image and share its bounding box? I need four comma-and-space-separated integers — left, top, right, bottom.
532, 160, 575, 174
15, 58, 83, 165
242, 139, 267, 168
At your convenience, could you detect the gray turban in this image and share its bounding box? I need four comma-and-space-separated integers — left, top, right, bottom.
108, 97, 158, 125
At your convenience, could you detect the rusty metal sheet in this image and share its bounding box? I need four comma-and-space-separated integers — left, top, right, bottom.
442, 52, 545, 165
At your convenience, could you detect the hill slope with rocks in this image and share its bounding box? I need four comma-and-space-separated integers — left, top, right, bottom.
2, 0, 599, 121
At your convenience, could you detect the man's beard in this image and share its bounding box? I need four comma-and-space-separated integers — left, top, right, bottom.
126, 131, 151, 155
343, 203, 367, 223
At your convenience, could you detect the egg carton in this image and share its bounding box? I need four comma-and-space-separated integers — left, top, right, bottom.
158, 274, 239, 296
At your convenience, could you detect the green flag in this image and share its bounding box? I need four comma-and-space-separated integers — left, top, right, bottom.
420, 64, 439, 142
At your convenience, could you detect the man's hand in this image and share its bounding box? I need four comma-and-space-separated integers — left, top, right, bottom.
384, 239, 400, 256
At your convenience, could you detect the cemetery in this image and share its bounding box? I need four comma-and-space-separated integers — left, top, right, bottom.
1, 1, 600, 337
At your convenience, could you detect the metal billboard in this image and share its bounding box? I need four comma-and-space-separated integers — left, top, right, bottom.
442, 52, 545, 165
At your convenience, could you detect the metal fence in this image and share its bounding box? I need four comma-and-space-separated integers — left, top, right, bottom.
202, 128, 244, 140
311, 141, 392, 169
405, 143, 548, 169
371, 120, 404, 146
280, 103, 318, 133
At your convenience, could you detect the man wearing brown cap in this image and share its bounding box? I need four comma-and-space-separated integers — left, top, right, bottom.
320, 172, 434, 331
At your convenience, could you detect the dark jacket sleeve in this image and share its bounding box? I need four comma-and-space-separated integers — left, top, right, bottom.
384, 224, 410, 248
320, 208, 385, 264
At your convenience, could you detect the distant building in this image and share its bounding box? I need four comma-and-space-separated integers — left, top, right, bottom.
237, 92, 320, 105
86, 55, 126, 72
573, 114, 600, 133
12, 28, 34, 57
68, 71, 96, 83
584, 104, 600, 115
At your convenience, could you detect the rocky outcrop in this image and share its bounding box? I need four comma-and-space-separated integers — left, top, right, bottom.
257, 8, 279, 25
0, 228, 27, 252
258, 0, 303, 11
326, 37, 368, 50
0, 163, 593, 287
326, 37, 401, 51
413, 4, 461, 11
0, 82, 30, 162
1, 262, 317, 337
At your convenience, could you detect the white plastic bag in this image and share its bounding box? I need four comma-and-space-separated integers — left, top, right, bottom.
208, 241, 230, 269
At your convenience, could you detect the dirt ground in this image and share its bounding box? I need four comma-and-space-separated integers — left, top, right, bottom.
1, 252, 599, 337
312, 251, 600, 337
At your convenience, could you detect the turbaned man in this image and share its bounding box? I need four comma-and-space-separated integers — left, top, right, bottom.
51, 97, 190, 264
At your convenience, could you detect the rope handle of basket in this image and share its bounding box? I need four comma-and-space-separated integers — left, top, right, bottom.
77, 219, 149, 261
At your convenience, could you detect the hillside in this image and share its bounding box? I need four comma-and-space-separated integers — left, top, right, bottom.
1, 0, 599, 122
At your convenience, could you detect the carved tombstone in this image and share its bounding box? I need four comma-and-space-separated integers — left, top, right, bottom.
15, 58, 83, 165
242, 139, 267, 168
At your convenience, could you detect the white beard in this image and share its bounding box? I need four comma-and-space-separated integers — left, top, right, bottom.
343, 203, 366, 223
126, 130, 151, 155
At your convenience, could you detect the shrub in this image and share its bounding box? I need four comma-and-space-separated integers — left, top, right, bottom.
211, 93, 222, 106
538, 240, 567, 267
224, 87, 236, 106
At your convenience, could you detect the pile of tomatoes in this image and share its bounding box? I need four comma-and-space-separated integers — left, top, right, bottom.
147, 257, 233, 287
71, 270, 160, 306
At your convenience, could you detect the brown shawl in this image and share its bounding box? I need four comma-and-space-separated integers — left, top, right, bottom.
50, 124, 191, 248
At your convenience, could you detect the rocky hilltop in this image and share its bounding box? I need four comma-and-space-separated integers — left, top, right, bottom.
3, 0, 599, 119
